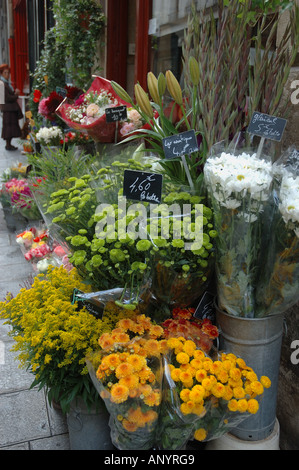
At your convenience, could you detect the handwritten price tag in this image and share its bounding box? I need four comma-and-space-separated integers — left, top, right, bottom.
123, 170, 163, 204
105, 106, 127, 123
162, 130, 199, 160
248, 112, 287, 142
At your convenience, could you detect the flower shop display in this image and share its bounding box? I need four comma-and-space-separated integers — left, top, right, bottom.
56, 76, 132, 143
87, 313, 167, 450
157, 339, 271, 449
41, 156, 217, 316
0, 266, 137, 414
86, 313, 270, 450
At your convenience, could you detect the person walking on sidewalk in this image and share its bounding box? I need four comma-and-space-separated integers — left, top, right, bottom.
0, 63, 23, 151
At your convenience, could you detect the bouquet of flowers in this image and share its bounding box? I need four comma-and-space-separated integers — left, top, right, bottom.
146, 190, 217, 320
16, 225, 72, 273
255, 149, 299, 317
38, 91, 65, 122
87, 313, 167, 450
35, 126, 64, 147
34, 86, 83, 122
111, 65, 207, 191
56, 76, 131, 142
0, 266, 115, 413
161, 306, 218, 354
63, 130, 93, 146
204, 145, 274, 318
157, 337, 271, 449
1, 178, 42, 220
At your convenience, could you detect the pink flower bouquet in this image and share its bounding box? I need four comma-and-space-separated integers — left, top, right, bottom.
56, 77, 131, 143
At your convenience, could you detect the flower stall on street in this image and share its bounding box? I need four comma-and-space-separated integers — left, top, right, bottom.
1, 0, 299, 452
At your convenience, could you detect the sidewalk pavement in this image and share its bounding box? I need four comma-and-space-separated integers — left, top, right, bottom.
0, 132, 70, 450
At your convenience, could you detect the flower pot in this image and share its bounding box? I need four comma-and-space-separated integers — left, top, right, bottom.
67, 397, 114, 450
41, 145, 60, 157
215, 303, 284, 441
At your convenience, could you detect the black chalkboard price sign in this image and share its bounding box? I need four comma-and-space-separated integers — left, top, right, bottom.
248, 112, 287, 142
162, 130, 199, 160
194, 291, 216, 322
105, 105, 127, 123
123, 170, 163, 204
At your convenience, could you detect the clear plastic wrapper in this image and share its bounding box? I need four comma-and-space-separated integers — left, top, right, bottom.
255, 147, 299, 317
204, 141, 274, 318
15, 224, 73, 273
86, 314, 166, 450
156, 340, 271, 450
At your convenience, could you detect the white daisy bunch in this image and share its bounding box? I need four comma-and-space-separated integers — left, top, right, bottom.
278, 171, 299, 237
203, 150, 274, 318
35, 126, 63, 146
255, 163, 299, 317
204, 151, 273, 219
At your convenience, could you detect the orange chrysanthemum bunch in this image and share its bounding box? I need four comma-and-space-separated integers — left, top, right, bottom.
158, 337, 271, 449
94, 314, 168, 449
161, 307, 219, 354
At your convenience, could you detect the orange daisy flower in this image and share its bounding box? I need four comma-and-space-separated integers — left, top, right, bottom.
122, 419, 138, 433
127, 354, 147, 372
115, 362, 135, 379
110, 383, 129, 404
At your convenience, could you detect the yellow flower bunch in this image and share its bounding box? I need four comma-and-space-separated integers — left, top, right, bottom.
164, 337, 271, 444
0, 266, 130, 413
94, 314, 167, 440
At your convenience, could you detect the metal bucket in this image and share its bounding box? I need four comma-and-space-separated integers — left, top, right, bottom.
67, 397, 114, 450
216, 305, 284, 441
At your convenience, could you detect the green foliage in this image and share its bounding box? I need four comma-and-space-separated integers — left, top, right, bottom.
29, 28, 66, 122
183, 0, 299, 153
52, 0, 106, 89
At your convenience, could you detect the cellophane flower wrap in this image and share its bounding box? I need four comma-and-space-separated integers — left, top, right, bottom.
1, 177, 42, 220
157, 337, 271, 450
204, 143, 273, 318
87, 312, 167, 450
56, 77, 131, 143
15, 225, 73, 273
256, 148, 299, 317
145, 189, 217, 322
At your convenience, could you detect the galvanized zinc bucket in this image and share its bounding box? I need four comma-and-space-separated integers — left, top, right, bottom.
67, 397, 114, 450
216, 305, 284, 441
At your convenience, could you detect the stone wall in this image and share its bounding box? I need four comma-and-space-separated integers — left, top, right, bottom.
281, 67, 299, 151
277, 304, 299, 450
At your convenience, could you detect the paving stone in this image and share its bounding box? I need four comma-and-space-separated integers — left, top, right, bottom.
0, 442, 30, 450
0, 261, 33, 282
0, 244, 27, 264
29, 434, 70, 450
0, 388, 51, 447
0, 340, 33, 393
0, 232, 11, 247
46, 400, 69, 436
